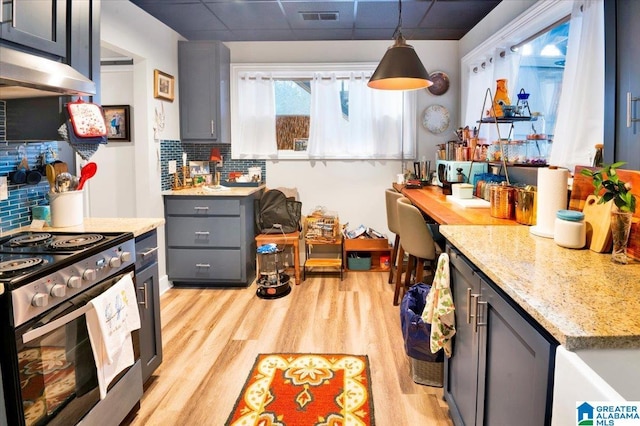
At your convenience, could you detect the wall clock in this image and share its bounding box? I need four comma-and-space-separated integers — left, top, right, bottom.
422, 104, 450, 134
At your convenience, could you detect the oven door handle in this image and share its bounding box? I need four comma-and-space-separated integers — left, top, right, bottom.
23, 304, 91, 344
23, 271, 135, 344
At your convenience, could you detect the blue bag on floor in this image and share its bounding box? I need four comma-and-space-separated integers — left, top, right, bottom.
400, 283, 444, 362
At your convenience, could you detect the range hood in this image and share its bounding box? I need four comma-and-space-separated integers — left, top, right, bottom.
0, 46, 96, 99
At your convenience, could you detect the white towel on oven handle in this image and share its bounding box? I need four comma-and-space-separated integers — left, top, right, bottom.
86, 273, 141, 399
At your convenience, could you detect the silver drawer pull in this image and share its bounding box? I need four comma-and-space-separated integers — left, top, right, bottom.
466, 288, 473, 324
195, 231, 210, 236
627, 92, 640, 128
194, 206, 210, 211
138, 283, 148, 308
196, 263, 211, 268
140, 247, 159, 257
473, 296, 487, 333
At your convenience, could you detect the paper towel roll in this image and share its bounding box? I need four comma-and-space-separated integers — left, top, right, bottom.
530, 167, 568, 238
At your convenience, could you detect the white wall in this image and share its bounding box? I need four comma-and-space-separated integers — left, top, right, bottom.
90, 66, 136, 218
228, 40, 459, 237
99, 0, 185, 289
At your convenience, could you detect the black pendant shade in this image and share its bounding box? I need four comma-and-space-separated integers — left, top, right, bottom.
368, 0, 433, 91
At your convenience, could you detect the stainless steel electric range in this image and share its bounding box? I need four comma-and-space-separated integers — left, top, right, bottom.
0, 231, 141, 426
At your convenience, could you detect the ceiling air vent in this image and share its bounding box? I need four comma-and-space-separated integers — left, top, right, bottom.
300, 11, 339, 21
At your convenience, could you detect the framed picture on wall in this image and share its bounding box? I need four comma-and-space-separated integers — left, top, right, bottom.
103, 105, 131, 141
154, 69, 175, 102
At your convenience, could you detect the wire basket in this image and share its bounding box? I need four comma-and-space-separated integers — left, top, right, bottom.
410, 357, 443, 387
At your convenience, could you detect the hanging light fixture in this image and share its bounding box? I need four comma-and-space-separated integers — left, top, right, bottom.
368, 0, 433, 90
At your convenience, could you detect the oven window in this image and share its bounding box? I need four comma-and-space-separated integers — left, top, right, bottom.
18, 316, 99, 426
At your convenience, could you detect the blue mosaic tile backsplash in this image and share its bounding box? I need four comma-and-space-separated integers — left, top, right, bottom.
159, 141, 266, 190
0, 141, 60, 233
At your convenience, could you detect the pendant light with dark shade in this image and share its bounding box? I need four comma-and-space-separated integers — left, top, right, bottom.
368, 0, 433, 91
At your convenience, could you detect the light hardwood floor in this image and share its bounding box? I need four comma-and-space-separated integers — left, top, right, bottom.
125, 271, 453, 426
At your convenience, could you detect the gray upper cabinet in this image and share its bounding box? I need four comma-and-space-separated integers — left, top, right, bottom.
445, 244, 556, 426
605, 0, 640, 169
0, 0, 67, 57
178, 41, 231, 143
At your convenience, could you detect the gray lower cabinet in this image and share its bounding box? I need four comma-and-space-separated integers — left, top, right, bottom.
445, 244, 557, 426
135, 230, 162, 384
164, 194, 259, 287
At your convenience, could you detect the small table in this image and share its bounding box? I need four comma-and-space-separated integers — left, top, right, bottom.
255, 231, 301, 285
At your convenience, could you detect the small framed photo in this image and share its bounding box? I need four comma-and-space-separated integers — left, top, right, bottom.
103, 105, 131, 141
154, 69, 175, 102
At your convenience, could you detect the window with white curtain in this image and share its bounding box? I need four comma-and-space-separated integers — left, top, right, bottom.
461, 0, 604, 171
231, 64, 416, 160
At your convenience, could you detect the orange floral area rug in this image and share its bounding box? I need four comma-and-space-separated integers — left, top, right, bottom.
226, 353, 375, 426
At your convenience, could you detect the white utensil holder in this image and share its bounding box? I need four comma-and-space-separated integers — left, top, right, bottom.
49, 190, 84, 227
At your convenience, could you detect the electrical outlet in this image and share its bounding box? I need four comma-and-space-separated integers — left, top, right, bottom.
217, 156, 223, 167
168, 160, 177, 174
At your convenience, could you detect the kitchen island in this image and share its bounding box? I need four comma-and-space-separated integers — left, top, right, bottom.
441, 224, 640, 425
162, 185, 265, 287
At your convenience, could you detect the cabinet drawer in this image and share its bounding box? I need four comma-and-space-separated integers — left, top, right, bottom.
135, 231, 159, 271
165, 197, 240, 216
167, 248, 242, 280
167, 217, 241, 247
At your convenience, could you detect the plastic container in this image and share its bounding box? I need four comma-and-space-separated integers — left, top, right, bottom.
347, 253, 371, 270
49, 190, 84, 227
452, 183, 473, 199
31, 205, 51, 226
554, 210, 586, 249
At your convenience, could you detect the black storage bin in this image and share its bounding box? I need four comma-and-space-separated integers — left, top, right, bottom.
400, 283, 444, 386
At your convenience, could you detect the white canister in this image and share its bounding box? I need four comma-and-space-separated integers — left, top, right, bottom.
49, 190, 84, 227
396, 174, 404, 184
554, 210, 585, 249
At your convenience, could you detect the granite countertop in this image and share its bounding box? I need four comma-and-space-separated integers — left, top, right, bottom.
440, 225, 640, 350
18, 217, 165, 238
162, 185, 265, 197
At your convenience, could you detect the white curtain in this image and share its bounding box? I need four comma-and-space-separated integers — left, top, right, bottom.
549, 0, 604, 171
308, 72, 414, 159
308, 73, 347, 158
464, 62, 493, 138
232, 73, 278, 159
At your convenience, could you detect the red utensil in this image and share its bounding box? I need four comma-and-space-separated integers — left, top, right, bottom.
77, 162, 97, 190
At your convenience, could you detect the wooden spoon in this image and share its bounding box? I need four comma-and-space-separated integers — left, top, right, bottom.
45, 164, 56, 188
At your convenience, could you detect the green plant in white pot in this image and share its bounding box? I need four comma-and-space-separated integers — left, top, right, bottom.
581, 162, 636, 263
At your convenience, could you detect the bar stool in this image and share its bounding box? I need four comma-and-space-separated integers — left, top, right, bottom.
385, 188, 403, 284
255, 231, 301, 285
394, 198, 438, 305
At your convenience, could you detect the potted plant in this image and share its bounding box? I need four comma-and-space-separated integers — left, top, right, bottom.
581, 162, 636, 263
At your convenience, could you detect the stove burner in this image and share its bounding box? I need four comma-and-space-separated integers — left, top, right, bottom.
49, 234, 105, 250
0, 257, 45, 273
8, 233, 53, 247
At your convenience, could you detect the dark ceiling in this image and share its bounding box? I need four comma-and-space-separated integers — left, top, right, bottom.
129, 0, 501, 42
